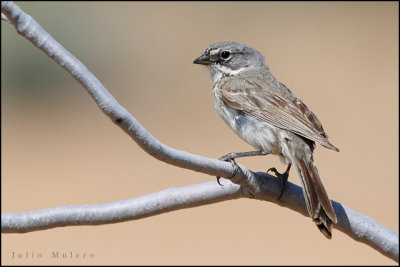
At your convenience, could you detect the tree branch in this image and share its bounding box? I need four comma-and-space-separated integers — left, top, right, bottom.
1, 1, 398, 263
1, 180, 243, 233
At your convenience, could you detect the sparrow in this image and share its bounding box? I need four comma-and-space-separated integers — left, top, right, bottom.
193, 42, 339, 238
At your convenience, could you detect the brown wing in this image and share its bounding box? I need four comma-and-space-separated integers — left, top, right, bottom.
220, 78, 339, 151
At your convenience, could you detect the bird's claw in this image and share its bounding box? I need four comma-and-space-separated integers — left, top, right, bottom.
267, 167, 290, 200
216, 156, 239, 186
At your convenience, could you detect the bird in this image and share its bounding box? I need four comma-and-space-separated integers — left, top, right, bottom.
193, 42, 339, 238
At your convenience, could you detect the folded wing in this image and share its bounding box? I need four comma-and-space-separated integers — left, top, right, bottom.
220, 78, 339, 151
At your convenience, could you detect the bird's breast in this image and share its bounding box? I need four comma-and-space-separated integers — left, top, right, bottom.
212, 85, 282, 154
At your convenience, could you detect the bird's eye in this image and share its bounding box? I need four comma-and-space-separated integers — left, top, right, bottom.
220, 50, 231, 60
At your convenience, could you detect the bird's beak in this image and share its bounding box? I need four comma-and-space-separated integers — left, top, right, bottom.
193, 54, 211, 65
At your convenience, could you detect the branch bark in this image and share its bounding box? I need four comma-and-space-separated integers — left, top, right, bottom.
1, 1, 398, 263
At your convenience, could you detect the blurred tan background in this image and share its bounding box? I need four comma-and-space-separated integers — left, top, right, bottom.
1, 2, 398, 265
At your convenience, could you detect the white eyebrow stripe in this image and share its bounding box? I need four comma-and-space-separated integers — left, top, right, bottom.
210, 49, 220, 56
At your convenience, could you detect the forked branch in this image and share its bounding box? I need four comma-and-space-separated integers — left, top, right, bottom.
1, 1, 398, 263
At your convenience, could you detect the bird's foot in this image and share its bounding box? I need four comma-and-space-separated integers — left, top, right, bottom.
267, 164, 291, 199
216, 154, 240, 186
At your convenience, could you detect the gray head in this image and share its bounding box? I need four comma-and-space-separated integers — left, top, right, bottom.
193, 42, 268, 81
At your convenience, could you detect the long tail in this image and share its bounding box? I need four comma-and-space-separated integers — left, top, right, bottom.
287, 148, 337, 238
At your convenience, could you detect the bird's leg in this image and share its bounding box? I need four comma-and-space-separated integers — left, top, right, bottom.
219, 151, 268, 161
216, 151, 268, 185
267, 163, 292, 200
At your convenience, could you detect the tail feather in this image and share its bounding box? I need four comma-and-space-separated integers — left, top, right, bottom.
289, 152, 337, 238
306, 161, 337, 223
296, 160, 319, 217
314, 207, 334, 239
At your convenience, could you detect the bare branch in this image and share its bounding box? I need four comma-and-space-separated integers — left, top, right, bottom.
2, 174, 399, 262
1, 1, 398, 263
1, 1, 234, 180
1, 180, 243, 233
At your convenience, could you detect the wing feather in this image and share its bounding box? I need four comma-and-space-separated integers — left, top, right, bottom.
220, 78, 339, 151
